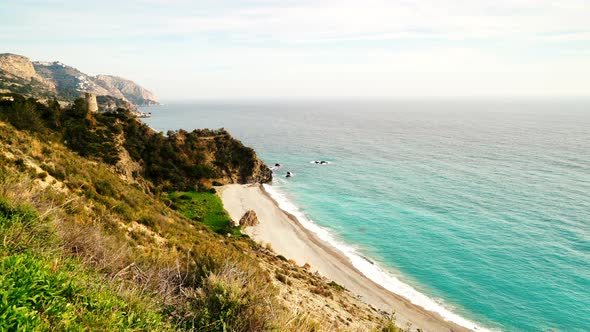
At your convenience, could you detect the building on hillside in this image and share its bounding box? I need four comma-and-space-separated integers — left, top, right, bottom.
84, 92, 98, 113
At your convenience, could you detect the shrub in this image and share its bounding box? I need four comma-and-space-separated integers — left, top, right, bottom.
310, 286, 332, 298
138, 214, 156, 227
328, 280, 346, 292
276, 273, 287, 283
175, 262, 272, 332
93, 179, 116, 197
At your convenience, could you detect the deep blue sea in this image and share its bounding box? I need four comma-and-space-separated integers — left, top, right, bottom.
144, 99, 590, 332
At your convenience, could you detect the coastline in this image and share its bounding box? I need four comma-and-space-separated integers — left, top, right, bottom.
219, 183, 476, 332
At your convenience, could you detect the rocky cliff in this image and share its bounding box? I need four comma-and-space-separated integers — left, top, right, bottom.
94, 75, 158, 106
96, 95, 136, 113
33, 61, 112, 99
0, 53, 158, 106
0, 53, 57, 97
0, 53, 55, 88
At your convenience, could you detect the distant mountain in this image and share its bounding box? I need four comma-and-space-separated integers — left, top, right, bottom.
0, 53, 56, 98
94, 75, 159, 106
32, 60, 112, 100
0, 53, 158, 106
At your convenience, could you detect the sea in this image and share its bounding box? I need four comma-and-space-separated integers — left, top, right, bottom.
143, 98, 590, 332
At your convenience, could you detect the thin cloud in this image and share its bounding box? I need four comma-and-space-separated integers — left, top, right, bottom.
1, 0, 589, 98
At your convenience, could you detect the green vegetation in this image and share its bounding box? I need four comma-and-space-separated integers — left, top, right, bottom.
0, 93, 270, 191
0, 92, 398, 331
32, 62, 86, 100
165, 191, 242, 236
0, 69, 56, 99
0, 120, 281, 331
0, 93, 121, 164
328, 280, 346, 292
0, 197, 171, 331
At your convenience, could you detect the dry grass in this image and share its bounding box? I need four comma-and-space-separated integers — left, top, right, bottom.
0, 120, 399, 331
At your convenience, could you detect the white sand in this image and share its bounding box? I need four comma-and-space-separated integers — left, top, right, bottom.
219, 184, 470, 332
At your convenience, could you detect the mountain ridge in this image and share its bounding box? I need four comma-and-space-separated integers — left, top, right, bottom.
0, 53, 158, 106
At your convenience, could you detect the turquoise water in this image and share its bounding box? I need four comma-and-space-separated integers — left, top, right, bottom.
144, 99, 590, 331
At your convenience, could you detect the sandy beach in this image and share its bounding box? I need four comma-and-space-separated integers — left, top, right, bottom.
219, 184, 471, 332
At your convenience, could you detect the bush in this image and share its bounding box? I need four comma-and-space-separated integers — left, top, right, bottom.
93, 179, 116, 197
275, 273, 292, 285
175, 262, 271, 331
138, 214, 156, 227
328, 280, 346, 292
310, 286, 332, 298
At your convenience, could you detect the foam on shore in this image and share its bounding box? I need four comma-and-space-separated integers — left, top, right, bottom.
263, 183, 495, 332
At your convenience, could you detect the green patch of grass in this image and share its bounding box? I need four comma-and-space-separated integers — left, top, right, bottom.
0, 197, 171, 331
328, 280, 346, 292
165, 191, 241, 236
0, 253, 170, 331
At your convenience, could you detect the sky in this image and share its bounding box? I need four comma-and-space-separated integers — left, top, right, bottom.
1, 0, 590, 100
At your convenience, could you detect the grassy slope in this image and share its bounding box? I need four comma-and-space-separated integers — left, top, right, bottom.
0, 198, 171, 331
165, 191, 242, 236
0, 121, 279, 331
0, 115, 401, 331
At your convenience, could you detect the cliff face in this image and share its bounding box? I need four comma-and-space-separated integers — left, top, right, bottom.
33, 61, 112, 99
0, 53, 158, 106
0, 54, 57, 97
250, 157, 273, 183
96, 95, 136, 113
0, 53, 54, 86
94, 75, 158, 106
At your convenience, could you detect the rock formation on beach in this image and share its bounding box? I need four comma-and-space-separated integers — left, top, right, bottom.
239, 210, 259, 227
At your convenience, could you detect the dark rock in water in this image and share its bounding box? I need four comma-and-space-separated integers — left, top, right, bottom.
239, 210, 259, 227
275, 163, 281, 167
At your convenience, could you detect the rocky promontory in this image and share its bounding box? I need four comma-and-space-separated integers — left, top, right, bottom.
0, 53, 158, 106
94, 75, 159, 106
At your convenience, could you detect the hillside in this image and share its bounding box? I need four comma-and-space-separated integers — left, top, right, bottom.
0, 68, 56, 99
94, 74, 159, 106
0, 53, 158, 106
33, 61, 113, 100
0, 93, 271, 189
0, 54, 56, 99
0, 93, 403, 331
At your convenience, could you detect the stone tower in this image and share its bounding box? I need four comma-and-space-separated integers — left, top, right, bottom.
85, 92, 98, 113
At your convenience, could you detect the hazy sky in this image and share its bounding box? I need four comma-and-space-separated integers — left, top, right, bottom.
2, 0, 590, 99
